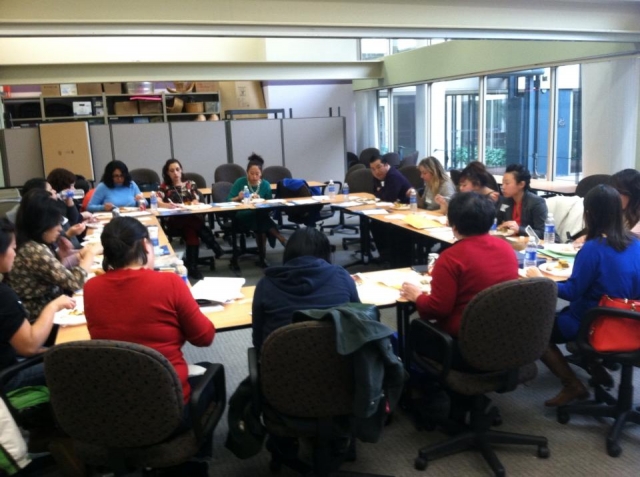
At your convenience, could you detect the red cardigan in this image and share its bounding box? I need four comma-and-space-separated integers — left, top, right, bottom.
84, 268, 215, 403
416, 234, 519, 336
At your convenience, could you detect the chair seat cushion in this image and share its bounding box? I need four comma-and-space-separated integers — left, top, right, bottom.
417, 357, 538, 395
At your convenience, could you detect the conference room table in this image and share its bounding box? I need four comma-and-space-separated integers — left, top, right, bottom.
493, 175, 577, 196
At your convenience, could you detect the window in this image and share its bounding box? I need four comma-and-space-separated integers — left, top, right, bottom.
485, 68, 551, 178
392, 86, 416, 156
361, 39, 390, 60
555, 64, 581, 181
377, 89, 390, 154
431, 78, 480, 170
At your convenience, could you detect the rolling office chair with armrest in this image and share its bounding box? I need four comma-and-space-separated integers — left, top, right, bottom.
247, 304, 402, 477
575, 174, 611, 198
410, 278, 557, 476
557, 306, 640, 457
382, 152, 401, 169
44, 340, 226, 476
262, 165, 292, 185
358, 147, 380, 168
399, 165, 423, 191
342, 168, 375, 252
129, 168, 161, 192
214, 163, 246, 184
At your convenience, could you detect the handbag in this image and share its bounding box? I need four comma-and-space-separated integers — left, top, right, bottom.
589, 295, 640, 352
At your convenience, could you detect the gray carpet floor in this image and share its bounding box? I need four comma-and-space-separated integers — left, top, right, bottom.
182, 216, 640, 476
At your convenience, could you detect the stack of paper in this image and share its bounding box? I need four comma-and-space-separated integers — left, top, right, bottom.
190, 277, 246, 303
403, 214, 444, 229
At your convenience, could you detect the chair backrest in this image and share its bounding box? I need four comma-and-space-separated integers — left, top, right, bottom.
262, 166, 292, 184
398, 165, 422, 190
182, 172, 207, 189
345, 168, 374, 194
382, 152, 401, 168
211, 181, 233, 203
359, 147, 380, 168
129, 168, 161, 191
0, 199, 20, 220
260, 321, 354, 417
346, 163, 365, 178
399, 151, 419, 168
44, 340, 184, 448
458, 278, 557, 371
214, 164, 246, 184
575, 174, 611, 198
346, 152, 359, 169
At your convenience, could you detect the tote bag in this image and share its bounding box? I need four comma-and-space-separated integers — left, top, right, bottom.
589, 295, 640, 352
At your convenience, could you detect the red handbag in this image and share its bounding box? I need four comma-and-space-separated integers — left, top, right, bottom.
589, 295, 640, 352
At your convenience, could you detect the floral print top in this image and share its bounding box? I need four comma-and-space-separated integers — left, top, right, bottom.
8, 241, 87, 320
158, 181, 202, 205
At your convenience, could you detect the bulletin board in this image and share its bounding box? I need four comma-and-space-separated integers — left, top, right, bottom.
39, 122, 95, 180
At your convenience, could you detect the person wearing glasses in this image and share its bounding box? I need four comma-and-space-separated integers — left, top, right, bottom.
7, 189, 97, 322
87, 160, 143, 212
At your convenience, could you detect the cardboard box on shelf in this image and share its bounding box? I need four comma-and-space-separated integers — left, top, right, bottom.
76, 83, 103, 95
41, 84, 61, 97
103, 83, 122, 94
72, 102, 93, 116
195, 82, 219, 93
219, 81, 266, 119
138, 101, 162, 114
114, 101, 138, 115
60, 84, 78, 96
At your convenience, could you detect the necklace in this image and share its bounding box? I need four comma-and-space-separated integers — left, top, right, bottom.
248, 180, 260, 194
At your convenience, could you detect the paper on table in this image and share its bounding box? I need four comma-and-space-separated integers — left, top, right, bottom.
376, 202, 394, 208
212, 202, 240, 207
199, 305, 225, 313
333, 201, 362, 208
183, 203, 211, 210
120, 210, 152, 218
311, 196, 329, 201
190, 277, 246, 303
403, 214, 444, 229
290, 198, 317, 205
360, 209, 389, 216
356, 283, 400, 306
188, 364, 207, 376
385, 214, 406, 220
54, 296, 86, 326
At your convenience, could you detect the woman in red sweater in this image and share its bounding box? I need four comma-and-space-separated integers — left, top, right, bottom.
401, 192, 519, 370
84, 217, 215, 404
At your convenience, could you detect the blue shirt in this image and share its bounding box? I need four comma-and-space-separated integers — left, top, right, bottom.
557, 237, 640, 340
87, 182, 142, 212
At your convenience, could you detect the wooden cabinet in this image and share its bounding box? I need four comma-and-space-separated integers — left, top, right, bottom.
2, 92, 220, 128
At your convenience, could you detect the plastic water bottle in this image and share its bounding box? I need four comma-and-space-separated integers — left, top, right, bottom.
149, 191, 158, 211
327, 180, 336, 200
175, 260, 189, 285
342, 182, 349, 201
491, 218, 497, 232
523, 237, 538, 269
544, 213, 555, 244
58, 189, 85, 201
242, 185, 250, 204
409, 188, 418, 212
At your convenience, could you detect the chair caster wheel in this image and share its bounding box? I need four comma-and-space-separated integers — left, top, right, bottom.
414, 457, 428, 471
607, 440, 622, 457
557, 409, 570, 424
537, 445, 550, 458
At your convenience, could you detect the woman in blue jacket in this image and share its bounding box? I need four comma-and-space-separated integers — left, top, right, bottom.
87, 161, 143, 212
252, 227, 360, 351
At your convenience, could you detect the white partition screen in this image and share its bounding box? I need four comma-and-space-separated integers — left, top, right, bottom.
111, 123, 172, 174
282, 117, 346, 183
229, 120, 283, 167
171, 122, 228, 187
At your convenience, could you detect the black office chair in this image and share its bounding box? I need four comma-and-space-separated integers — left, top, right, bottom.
398, 165, 423, 191
400, 151, 420, 168
575, 174, 611, 198
44, 340, 226, 476
262, 166, 292, 185
382, 152, 401, 169
410, 278, 557, 475
275, 179, 324, 229
129, 168, 161, 192
557, 306, 640, 457
214, 164, 246, 184
346, 151, 359, 169
341, 168, 374, 251
183, 172, 208, 190
358, 147, 380, 168
449, 169, 462, 188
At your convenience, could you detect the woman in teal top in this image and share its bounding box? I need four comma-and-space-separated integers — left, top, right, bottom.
87, 161, 143, 212
228, 154, 287, 267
